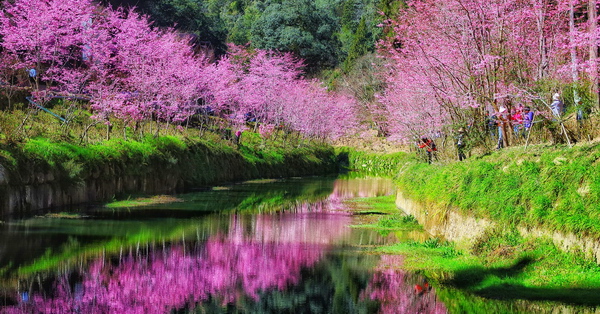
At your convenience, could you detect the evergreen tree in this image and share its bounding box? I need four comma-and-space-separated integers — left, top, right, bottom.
342, 17, 370, 72
250, 0, 341, 70
103, 0, 228, 56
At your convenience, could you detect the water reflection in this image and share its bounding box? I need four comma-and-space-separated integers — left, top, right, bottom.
5, 241, 328, 313
2, 237, 444, 314
0, 176, 406, 313
331, 176, 395, 199
364, 255, 447, 314
3, 176, 593, 313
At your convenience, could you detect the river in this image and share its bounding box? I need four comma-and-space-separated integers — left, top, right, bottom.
0, 175, 597, 313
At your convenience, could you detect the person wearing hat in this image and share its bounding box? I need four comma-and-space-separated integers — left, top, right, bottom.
496, 106, 508, 149
550, 93, 563, 117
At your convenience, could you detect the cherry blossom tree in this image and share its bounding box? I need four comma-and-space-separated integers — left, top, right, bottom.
199, 45, 358, 140
1, 0, 358, 142
0, 0, 95, 93
376, 0, 577, 141
86, 11, 205, 132
0, 0, 207, 136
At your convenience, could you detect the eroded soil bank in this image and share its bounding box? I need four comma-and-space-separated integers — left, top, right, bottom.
396, 190, 600, 264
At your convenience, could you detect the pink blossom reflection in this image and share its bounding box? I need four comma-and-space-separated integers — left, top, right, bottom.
232, 204, 353, 245
363, 255, 448, 314
2, 177, 401, 313
4, 206, 353, 313
5, 241, 325, 313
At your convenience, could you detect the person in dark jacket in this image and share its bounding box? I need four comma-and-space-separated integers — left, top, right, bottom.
455, 128, 466, 161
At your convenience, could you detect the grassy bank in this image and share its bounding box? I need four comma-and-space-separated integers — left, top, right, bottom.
343, 143, 600, 240
336, 147, 413, 177
0, 132, 337, 216
350, 195, 600, 311
341, 144, 600, 309
3, 135, 336, 185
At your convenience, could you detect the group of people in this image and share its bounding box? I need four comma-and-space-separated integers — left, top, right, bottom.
418, 93, 564, 163
490, 104, 536, 150
418, 127, 466, 164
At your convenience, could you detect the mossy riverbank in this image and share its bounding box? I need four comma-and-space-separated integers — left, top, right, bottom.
0, 134, 337, 216
342, 143, 600, 309
348, 194, 600, 311
342, 142, 600, 241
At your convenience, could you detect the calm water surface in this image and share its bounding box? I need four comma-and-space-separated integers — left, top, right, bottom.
0, 176, 597, 313
0, 176, 446, 313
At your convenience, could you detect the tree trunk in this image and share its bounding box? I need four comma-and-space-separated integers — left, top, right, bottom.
589, 0, 599, 107
570, 0, 581, 106
537, 0, 549, 79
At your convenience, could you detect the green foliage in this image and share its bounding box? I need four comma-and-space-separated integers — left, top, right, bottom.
405, 238, 462, 258
250, 0, 340, 70
132, 0, 228, 55
0, 108, 27, 143
342, 17, 370, 72
401, 214, 418, 224
215, 0, 261, 45
108, 0, 390, 73
337, 0, 383, 70
377, 213, 420, 230
376, 0, 404, 19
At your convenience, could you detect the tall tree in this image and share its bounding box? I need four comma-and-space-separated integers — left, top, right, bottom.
342, 17, 370, 72
250, 0, 341, 70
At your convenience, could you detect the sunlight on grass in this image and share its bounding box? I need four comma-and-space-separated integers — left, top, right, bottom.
41, 212, 88, 219
242, 179, 281, 184
105, 195, 183, 208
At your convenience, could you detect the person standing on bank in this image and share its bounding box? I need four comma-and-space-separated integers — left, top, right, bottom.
523, 106, 534, 133
550, 93, 564, 118
456, 128, 467, 161
496, 106, 509, 150
418, 137, 437, 164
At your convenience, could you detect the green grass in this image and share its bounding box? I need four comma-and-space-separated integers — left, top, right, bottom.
105, 195, 184, 208
344, 143, 600, 240
372, 235, 600, 309
345, 195, 398, 214
343, 145, 600, 307
373, 226, 600, 306
324, 183, 600, 310
0, 132, 337, 189
344, 195, 423, 232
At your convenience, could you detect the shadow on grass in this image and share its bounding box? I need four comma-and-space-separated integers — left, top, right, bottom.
447, 257, 600, 306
